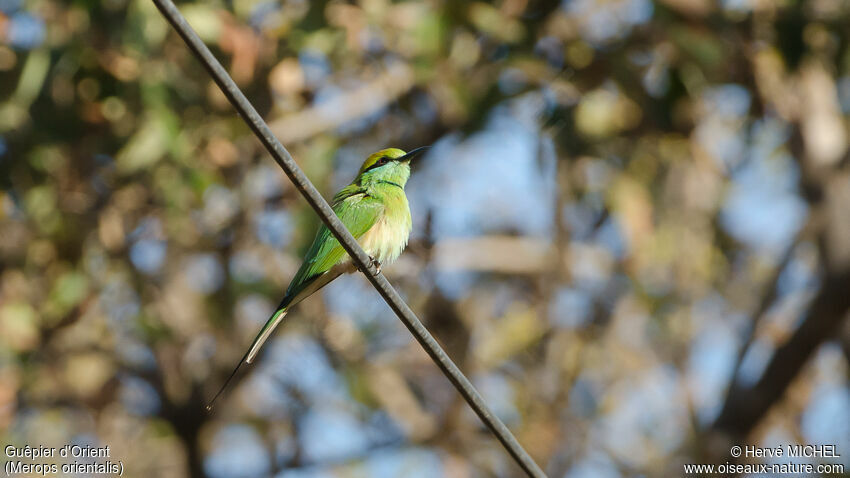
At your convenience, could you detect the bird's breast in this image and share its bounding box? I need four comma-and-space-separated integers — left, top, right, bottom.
359, 193, 411, 265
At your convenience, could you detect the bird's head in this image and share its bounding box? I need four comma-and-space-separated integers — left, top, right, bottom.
356, 146, 428, 187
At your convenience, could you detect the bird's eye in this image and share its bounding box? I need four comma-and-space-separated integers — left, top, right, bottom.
364, 156, 391, 172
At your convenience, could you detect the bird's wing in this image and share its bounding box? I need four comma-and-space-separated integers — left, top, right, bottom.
244, 187, 381, 363
206, 187, 386, 406
284, 186, 384, 302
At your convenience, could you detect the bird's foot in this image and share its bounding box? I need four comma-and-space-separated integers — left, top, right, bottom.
370, 256, 382, 274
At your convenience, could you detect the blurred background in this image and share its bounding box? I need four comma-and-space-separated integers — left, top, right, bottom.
2, 0, 850, 476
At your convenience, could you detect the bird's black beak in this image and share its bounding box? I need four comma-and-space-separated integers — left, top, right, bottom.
398, 146, 429, 162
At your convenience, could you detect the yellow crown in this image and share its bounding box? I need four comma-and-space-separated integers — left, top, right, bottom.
359, 148, 407, 174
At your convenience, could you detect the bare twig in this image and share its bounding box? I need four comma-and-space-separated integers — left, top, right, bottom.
149, 1, 547, 476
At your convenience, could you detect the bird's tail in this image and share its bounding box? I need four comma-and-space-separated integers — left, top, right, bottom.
246, 306, 288, 364
206, 298, 289, 411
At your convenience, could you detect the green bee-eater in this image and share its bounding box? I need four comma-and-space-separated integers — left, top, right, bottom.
208, 146, 427, 409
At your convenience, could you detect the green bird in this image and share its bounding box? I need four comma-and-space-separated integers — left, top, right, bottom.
207, 146, 427, 409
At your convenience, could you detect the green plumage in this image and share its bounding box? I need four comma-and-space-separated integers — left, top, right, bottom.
286, 186, 383, 300
207, 147, 426, 408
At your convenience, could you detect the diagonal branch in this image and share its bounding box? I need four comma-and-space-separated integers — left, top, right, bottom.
712, 268, 850, 438
149, 1, 547, 476
727, 226, 810, 386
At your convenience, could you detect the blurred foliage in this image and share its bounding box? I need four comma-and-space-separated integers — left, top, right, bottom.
2, 0, 850, 477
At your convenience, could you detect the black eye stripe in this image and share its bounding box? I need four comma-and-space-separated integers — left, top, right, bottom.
364, 156, 391, 172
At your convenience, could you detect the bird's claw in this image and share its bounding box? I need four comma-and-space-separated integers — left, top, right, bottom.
370, 256, 382, 274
